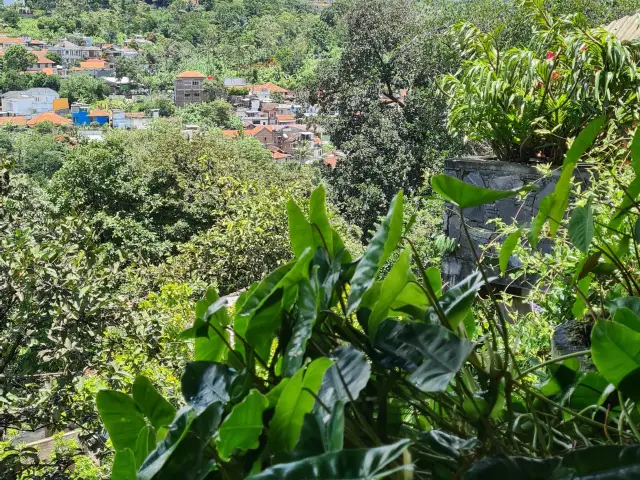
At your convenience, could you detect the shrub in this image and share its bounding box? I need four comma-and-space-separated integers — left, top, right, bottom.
441, 0, 640, 162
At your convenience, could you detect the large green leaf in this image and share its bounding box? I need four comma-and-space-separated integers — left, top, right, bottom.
464, 444, 640, 479
244, 288, 284, 361
427, 271, 484, 329
568, 201, 594, 253
216, 389, 268, 461
630, 124, 640, 176
608, 297, 640, 319
135, 426, 155, 469
431, 174, 532, 208
132, 376, 176, 431
138, 402, 223, 480
269, 357, 333, 453
609, 176, 640, 229
548, 116, 605, 237
499, 229, 521, 275
369, 247, 412, 340
249, 439, 411, 479
287, 199, 315, 258
111, 448, 136, 480
528, 193, 554, 248
613, 307, 640, 333
282, 278, 319, 377
309, 184, 334, 256
318, 346, 371, 412
96, 390, 146, 452
592, 320, 640, 388
346, 191, 404, 315
193, 290, 232, 363
181, 361, 234, 414
399, 322, 475, 392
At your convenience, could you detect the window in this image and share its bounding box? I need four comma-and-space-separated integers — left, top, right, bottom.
194, 92, 200, 97
192, 81, 200, 86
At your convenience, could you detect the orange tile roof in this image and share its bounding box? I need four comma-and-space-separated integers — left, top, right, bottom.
176, 70, 206, 79
53, 98, 69, 110
272, 151, 287, 160
324, 155, 338, 168
36, 58, 55, 65
0, 37, 24, 44
249, 82, 288, 93
0, 116, 26, 126
41, 67, 56, 76
89, 109, 110, 117
80, 59, 106, 69
27, 112, 72, 126
222, 129, 239, 138
276, 114, 295, 121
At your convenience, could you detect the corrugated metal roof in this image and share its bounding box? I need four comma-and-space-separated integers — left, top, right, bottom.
604, 14, 640, 42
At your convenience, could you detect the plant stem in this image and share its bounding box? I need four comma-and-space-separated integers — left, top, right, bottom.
515, 349, 591, 380
618, 391, 640, 442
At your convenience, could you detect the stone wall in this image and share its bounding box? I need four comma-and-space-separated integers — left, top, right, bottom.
441, 156, 592, 289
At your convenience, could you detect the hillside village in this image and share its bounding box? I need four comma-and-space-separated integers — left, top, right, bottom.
0, 33, 338, 164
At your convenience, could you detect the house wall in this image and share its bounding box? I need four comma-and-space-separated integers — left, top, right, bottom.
173, 77, 207, 107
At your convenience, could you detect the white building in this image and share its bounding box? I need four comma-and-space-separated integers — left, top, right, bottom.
1, 88, 59, 118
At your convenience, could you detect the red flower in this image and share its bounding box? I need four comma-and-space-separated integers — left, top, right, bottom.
537, 80, 543, 88
545, 51, 555, 60
552, 71, 560, 80
581, 44, 588, 52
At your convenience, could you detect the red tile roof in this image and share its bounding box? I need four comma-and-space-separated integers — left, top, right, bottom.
0, 37, 24, 44
176, 70, 206, 79
248, 82, 288, 93
80, 59, 106, 69
272, 151, 287, 160
27, 112, 72, 126
276, 114, 295, 121
89, 109, 110, 117
222, 129, 239, 138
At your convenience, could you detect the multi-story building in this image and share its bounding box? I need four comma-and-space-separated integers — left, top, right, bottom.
1, 88, 60, 118
174, 71, 208, 107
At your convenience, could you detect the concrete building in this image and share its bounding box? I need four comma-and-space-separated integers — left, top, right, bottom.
1, 88, 59, 118
174, 71, 207, 107
48, 40, 101, 66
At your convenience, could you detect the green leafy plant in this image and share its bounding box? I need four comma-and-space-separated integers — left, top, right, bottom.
96, 156, 640, 478
441, 0, 640, 162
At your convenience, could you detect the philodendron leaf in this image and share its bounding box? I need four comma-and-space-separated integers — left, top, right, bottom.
287, 199, 314, 258
135, 426, 155, 469
369, 247, 412, 341
309, 184, 334, 256
216, 389, 268, 461
528, 193, 554, 248
499, 229, 521, 275
548, 115, 605, 237
269, 357, 333, 453
568, 201, 594, 253
397, 322, 475, 392
138, 402, 223, 480
613, 307, 640, 333
431, 174, 534, 208
181, 361, 235, 414
282, 278, 319, 377
427, 271, 484, 329
193, 290, 232, 363
132, 376, 176, 431
249, 439, 412, 480
318, 346, 371, 413
346, 190, 404, 315
326, 400, 345, 452
464, 444, 640, 479
96, 390, 146, 452
592, 319, 640, 381
111, 448, 136, 480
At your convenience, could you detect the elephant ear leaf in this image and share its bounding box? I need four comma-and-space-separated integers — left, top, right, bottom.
347, 191, 404, 315
96, 390, 146, 452
132, 376, 176, 431
249, 439, 411, 480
